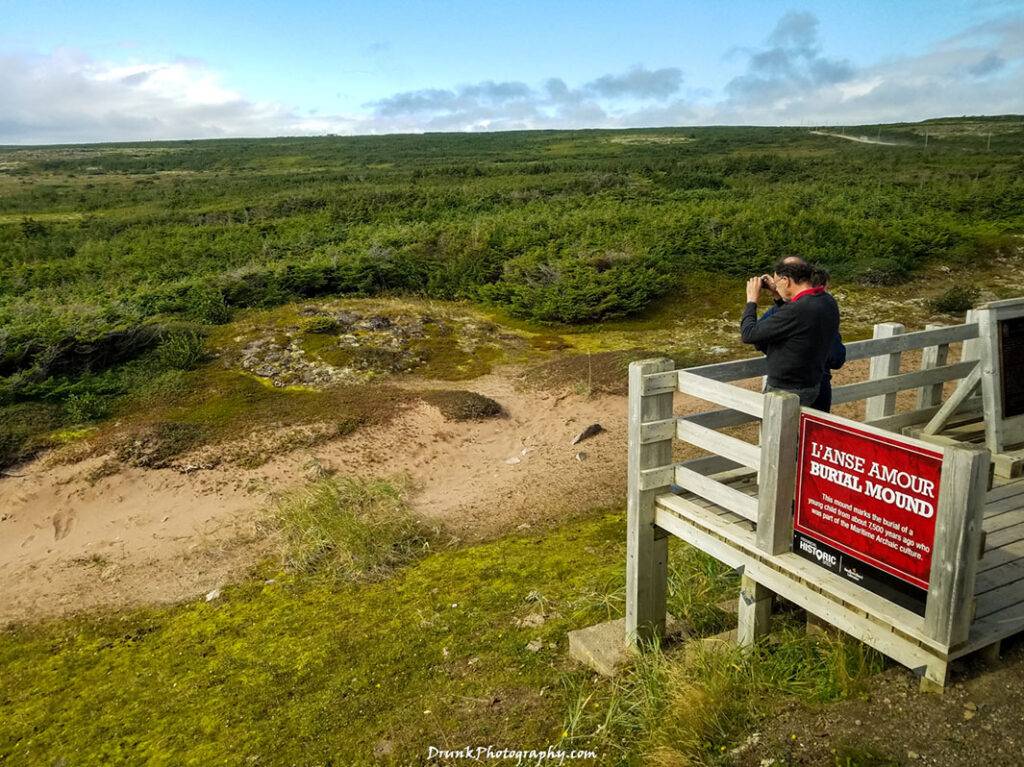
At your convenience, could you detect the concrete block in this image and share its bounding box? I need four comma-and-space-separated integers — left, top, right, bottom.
568, 615, 687, 677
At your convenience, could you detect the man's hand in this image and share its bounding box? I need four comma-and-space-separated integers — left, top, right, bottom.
745, 276, 763, 303
761, 274, 780, 298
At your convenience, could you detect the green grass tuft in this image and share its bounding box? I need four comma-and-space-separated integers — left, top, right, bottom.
270, 476, 433, 580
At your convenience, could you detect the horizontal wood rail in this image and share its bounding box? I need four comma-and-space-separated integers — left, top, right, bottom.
674, 464, 759, 521
677, 370, 763, 416
650, 322, 981, 385
831, 360, 978, 406
676, 419, 761, 469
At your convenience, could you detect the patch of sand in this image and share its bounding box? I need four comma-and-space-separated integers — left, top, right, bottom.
0, 370, 635, 623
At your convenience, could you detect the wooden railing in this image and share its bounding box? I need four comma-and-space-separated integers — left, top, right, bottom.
626, 314, 991, 670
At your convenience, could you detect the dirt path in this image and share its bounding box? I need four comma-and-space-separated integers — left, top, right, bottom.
809, 130, 902, 146
0, 370, 635, 624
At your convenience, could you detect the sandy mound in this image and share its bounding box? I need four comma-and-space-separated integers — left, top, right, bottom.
0, 369, 631, 623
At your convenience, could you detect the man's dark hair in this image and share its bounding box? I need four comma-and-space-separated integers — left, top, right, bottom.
810, 266, 830, 288
773, 259, 813, 284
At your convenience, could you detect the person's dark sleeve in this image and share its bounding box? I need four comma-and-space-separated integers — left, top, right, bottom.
741, 302, 799, 346
753, 305, 780, 353
828, 333, 846, 370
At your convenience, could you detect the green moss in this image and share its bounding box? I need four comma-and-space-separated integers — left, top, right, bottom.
0, 512, 627, 765
409, 325, 503, 381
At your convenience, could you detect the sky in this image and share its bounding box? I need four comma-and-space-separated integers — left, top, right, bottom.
1, 0, 1022, 144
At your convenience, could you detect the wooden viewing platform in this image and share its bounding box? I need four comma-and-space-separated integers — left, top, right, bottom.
605, 298, 1024, 691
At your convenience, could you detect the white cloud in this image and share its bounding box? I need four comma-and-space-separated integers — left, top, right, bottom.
1, 14, 1022, 144
0, 49, 359, 144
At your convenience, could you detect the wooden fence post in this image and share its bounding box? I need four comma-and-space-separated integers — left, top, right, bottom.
924, 444, 990, 649
916, 323, 950, 409
737, 573, 773, 646
865, 322, 905, 421
626, 358, 675, 646
756, 391, 801, 555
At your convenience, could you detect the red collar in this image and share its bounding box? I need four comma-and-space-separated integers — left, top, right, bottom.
791, 286, 826, 303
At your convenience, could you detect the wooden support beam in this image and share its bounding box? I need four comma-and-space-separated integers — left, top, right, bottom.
626, 358, 674, 646
917, 323, 950, 409
865, 322, 905, 421
923, 444, 990, 647
921, 365, 981, 436
756, 391, 800, 555
737, 573, 773, 646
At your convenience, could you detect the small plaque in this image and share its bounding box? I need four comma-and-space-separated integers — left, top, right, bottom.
1000, 316, 1024, 419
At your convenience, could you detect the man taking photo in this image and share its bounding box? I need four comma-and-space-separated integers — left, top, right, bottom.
740, 259, 840, 405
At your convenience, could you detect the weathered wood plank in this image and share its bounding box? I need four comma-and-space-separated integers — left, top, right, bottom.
639, 418, 676, 444
687, 323, 978, 383
921, 364, 982, 436
868, 397, 982, 433
974, 577, 1024, 618
684, 408, 759, 430
756, 391, 800, 555
845, 323, 978, 362
654, 497, 943, 665
654, 493, 944, 652
865, 323, 905, 421
986, 479, 1024, 505
833, 360, 977, 406
924, 445, 991, 647
677, 370, 763, 417
626, 358, 674, 645
640, 369, 678, 396
676, 419, 761, 470
917, 324, 951, 409
737, 574, 773, 646
673, 464, 759, 522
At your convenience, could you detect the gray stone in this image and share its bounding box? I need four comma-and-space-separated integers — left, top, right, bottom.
571, 423, 605, 445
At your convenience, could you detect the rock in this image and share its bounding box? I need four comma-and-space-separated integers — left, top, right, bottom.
516, 613, 547, 628
526, 639, 544, 652
571, 423, 605, 445
709, 346, 730, 355
575, 451, 588, 462
964, 701, 978, 711
907, 752, 919, 761
504, 455, 521, 465
205, 588, 221, 602
963, 710, 976, 721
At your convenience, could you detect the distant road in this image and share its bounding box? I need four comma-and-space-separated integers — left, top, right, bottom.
809, 130, 901, 146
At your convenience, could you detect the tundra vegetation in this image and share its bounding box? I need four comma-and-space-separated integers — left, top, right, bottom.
1, 117, 1022, 764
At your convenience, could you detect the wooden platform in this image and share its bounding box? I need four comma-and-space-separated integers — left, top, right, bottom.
911, 411, 1024, 479
655, 470, 1024, 671
968, 478, 1024, 653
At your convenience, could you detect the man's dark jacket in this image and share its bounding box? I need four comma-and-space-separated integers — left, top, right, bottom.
740, 290, 840, 391
759, 301, 845, 410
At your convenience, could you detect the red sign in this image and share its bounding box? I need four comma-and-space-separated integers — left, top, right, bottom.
794, 413, 944, 590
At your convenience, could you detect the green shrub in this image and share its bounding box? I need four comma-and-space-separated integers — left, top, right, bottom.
927, 285, 979, 314
483, 253, 676, 323
270, 476, 432, 580
422, 390, 505, 420
301, 316, 339, 334
155, 330, 206, 370
63, 392, 109, 424
185, 284, 232, 324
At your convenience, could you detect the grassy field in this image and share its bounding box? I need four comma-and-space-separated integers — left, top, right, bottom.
2, 116, 1022, 469
0, 480, 884, 766
0, 118, 1021, 764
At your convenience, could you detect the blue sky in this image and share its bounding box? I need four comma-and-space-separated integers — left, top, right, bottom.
1, 0, 1022, 143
